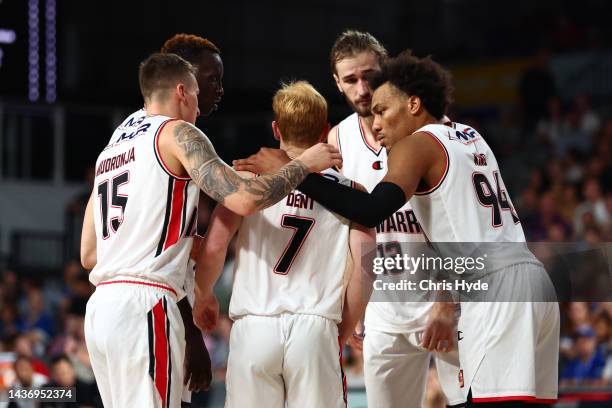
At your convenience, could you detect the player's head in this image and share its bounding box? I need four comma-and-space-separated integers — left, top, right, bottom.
271, 81, 329, 150
330, 30, 387, 117
139, 53, 199, 124
370, 51, 453, 150
161, 34, 224, 116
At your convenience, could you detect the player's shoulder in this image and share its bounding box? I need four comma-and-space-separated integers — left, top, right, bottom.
337, 112, 359, 128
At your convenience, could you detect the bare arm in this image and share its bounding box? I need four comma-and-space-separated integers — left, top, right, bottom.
80, 190, 97, 269
192, 203, 243, 331
337, 183, 376, 345
161, 121, 340, 216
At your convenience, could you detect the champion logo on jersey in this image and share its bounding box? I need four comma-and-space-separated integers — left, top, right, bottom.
372, 160, 384, 170
473, 153, 487, 166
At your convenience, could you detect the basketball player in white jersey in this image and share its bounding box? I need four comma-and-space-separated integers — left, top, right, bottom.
192, 81, 376, 408
115, 33, 225, 402
327, 31, 464, 408
246, 52, 560, 407
232, 52, 560, 407
80, 54, 341, 407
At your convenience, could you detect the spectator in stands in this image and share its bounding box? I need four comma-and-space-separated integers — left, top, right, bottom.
14, 334, 49, 378
574, 178, 610, 237
17, 286, 54, 339
537, 97, 563, 146
41, 354, 101, 408
561, 326, 607, 387
574, 94, 601, 136
13, 354, 48, 389
0, 303, 19, 339
10, 355, 49, 408
558, 184, 579, 227
558, 110, 592, 157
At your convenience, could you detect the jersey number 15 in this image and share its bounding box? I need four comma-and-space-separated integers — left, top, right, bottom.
97, 172, 130, 239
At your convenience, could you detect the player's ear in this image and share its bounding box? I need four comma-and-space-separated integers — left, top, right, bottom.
176, 83, 186, 102
333, 74, 343, 94
408, 95, 421, 115
271, 121, 281, 142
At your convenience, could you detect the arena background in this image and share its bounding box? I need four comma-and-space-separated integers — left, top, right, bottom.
0, 0, 611, 406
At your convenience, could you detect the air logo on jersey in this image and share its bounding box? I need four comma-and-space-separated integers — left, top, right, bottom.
372, 160, 384, 170
447, 126, 481, 144
117, 123, 151, 142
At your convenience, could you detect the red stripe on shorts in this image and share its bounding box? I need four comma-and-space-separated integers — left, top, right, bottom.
152, 300, 169, 408
472, 396, 558, 404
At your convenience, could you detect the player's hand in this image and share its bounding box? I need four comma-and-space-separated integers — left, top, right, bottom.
183, 331, 212, 392
343, 320, 364, 351
420, 302, 456, 352
193, 292, 220, 332
232, 148, 291, 174
297, 143, 342, 173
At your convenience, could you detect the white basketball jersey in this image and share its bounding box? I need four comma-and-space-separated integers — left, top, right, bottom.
336, 113, 431, 333
410, 122, 530, 251
229, 168, 351, 322
90, 114, 199, 299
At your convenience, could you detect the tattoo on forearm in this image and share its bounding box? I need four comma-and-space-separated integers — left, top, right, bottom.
173, 122, 308, 209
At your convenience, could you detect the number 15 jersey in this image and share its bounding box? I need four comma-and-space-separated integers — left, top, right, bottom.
90, 114, 199, 298
229, 168, 352, 323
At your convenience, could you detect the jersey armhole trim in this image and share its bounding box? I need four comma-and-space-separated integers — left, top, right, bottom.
154, 118, 192, 181
358, 115, 383, 157
414, 131, 449, 196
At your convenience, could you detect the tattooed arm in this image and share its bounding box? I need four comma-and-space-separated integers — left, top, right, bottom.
158, 120, 341, 215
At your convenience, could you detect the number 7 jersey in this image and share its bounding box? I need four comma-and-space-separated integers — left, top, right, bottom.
89, 114, 199, 298
229, 169, 352, 322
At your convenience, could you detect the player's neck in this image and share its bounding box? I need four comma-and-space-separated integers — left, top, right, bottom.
145, 102, 180, 119
416, 114, 441, 130
280, 143, 305, 159
358, 114, 380, 149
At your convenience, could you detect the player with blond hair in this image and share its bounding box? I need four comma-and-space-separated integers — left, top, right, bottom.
193, 81, 376, 408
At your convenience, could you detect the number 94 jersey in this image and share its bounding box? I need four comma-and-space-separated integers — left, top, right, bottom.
89, 114, 199, 298
410, 123, 527, 247
229, 168, 352, 323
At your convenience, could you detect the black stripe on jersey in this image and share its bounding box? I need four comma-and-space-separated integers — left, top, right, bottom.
335, 126, 343, 156
185, 207, 198, 237
414, 131, 450, 196
164, 297, 172, 408
147, 310, 155, 382
179, 181, 189, 237
358, 115, 383, 157
156, 178, 174, 257
153, 118, 191, 181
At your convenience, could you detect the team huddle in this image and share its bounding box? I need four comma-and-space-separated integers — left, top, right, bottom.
80, 31, 560, 408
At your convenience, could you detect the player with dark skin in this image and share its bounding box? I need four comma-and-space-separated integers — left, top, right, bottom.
160, 34, 224, 394
233, 52, 455, 353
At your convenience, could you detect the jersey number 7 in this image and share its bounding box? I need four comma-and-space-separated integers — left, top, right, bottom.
273, 215, 315, 275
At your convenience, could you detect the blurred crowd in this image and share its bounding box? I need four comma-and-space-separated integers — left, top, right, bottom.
1, 56, 611, 406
